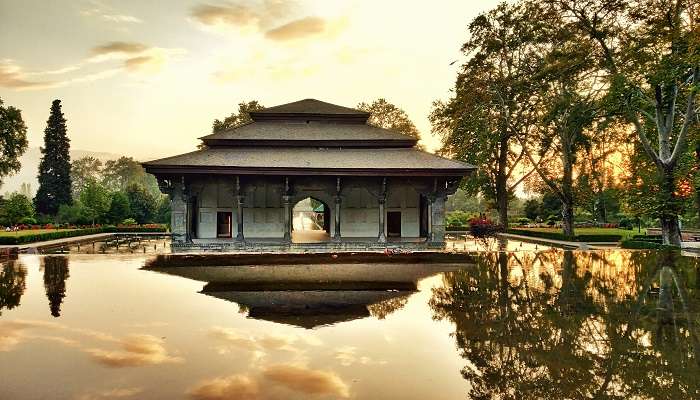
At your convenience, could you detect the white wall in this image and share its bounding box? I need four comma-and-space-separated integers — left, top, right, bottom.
196, 180, 235, 239
386, 184, 420, 237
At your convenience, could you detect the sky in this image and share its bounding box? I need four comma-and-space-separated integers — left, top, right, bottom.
0, 0, 501, 160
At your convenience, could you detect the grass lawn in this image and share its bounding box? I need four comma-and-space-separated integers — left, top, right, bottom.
0, 229, 76, 237
512, 227, 645, 240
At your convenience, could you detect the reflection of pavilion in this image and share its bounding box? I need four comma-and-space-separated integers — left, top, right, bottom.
145, 260, 464, 329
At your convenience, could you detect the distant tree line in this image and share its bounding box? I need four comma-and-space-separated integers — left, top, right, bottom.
0, 98, 169, 227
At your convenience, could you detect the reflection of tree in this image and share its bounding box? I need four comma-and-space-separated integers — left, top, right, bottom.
430, 250, 700, 399
367, 294, 410, 319
0, 261, 27, 316
42, 257, 69, 318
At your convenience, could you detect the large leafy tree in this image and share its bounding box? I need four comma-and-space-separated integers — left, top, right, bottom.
79, 179, 110, 225
70, 156, 102, 197
1, 192, 35, 226
549, 0, 699, 244
431, 2, 544, 226
125, 183, 155, 224
35, 100, 72, 215
357, 98, 421, 139
212, 100, 265, 134
0, 98, 28, 188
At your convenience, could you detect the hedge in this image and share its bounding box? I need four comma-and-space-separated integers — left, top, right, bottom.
620, 240, 680, 250
506, 229, 622, 243
0, 225, 168, 245
446, 226, 469, 231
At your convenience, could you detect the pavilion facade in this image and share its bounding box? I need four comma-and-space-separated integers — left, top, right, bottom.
143, 99, 474, 250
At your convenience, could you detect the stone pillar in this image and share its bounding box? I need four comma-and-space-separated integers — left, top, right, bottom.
283, 177, 291, 243
170, 177, 188, 244
378, 177, 387, 243
430, 195, 446, 245
235, 176, 244, 242
333, 177, 342, 241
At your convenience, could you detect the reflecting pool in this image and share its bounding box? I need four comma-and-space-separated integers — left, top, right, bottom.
0, 250, 698, 399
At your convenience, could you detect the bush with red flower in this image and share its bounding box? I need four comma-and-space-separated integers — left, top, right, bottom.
468, 217, 502, 238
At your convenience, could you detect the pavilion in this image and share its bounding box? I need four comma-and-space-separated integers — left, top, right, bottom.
142, 99, 475, 250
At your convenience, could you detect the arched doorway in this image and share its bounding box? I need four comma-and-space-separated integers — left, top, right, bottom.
292, 197, 331, 243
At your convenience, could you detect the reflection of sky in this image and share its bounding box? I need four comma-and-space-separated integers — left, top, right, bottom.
0, 254, 467, 400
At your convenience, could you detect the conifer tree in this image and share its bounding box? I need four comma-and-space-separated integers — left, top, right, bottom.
35, 100, 72, 215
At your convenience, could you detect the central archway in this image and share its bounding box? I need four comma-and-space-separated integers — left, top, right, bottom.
292, 197, 331, 243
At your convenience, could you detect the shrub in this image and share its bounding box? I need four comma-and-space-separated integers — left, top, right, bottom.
469, 217, 501, 238
515, 217, 530, 225
620, 240, 680, 250
121, 218, 137, 226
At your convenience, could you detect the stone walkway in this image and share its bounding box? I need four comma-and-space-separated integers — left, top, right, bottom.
0, 232, 168, 253
498, 232, 619, 250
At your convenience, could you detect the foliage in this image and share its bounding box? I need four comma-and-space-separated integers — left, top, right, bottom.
0, 98, 28, 187
0, 225, 167, 245
70, 156, 102, 197
430, 2, 545, 226
0, 192, 34, 226
102, 156, 160, 197
357, 98, 420, 139
125, 183, 155, 224
121, 218, 137, 226
107, 191, 131, 224
446, 211, 473, 228
79, 179, 111, 225
57, 202, 90, 225
212, 101, 265, 134
35, 100, 72, 215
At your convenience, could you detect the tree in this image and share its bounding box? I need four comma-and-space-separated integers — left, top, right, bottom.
431, 2, 543, 226
1, 192, 34, 226
79, 179, 110, 225
0, 98, 28, 187
550, 0, 699, 244
125, 184, 155, 224
71, 156, 102, 197
212, 101, 265, 134
357, 98, 420, 139
35, 100, 72, 215
107, 191, 131, 224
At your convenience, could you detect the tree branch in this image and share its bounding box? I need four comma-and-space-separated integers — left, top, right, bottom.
669, 66, 699, 166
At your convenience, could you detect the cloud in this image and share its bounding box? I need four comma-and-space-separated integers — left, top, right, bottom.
81, 1, 142, 24
188, 374, 260, 400
0, 60, 58, 90
190, 1, 293, 31
85, 334, 184, 368
262, 364, 350, 398
90, 42, 149, 56
264, 16, 326, 41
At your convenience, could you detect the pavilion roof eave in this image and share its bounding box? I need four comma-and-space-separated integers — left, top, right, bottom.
142, 165, 474, 177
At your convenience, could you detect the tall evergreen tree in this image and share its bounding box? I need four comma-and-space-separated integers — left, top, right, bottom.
35, 100, 72, 215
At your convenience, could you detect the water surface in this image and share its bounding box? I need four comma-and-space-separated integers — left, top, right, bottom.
0, 250, 698, 399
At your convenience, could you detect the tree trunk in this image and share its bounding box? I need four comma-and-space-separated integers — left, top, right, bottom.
561, 142, 575, 238
562, 201, 575, 238
660, 167, 682, 246
496, 137, 509, 228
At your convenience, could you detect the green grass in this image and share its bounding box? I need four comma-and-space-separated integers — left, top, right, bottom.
0, 229, 75, 237
513, 227, 644, 240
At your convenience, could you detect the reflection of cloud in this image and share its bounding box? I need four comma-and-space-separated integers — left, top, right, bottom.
86, 334, 183, 368
188, 374, 260, 400
263, 364, 350, 398
264, 16, 326, 41
0, 320, 63, 350
333, 346, 377, 367
76, 387, 143, 400
188, 364, 349, 400
208, 326, 300, 353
